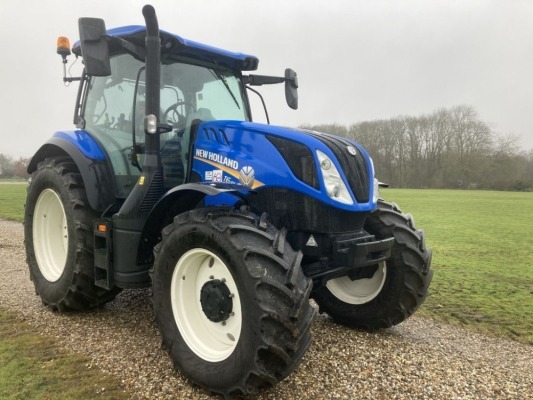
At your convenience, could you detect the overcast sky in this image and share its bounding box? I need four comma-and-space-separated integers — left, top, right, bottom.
1, 0, 532, 158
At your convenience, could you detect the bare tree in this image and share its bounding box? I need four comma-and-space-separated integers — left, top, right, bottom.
13, 157, 31, 179
447, 105, 493, 188
0, 154, 14, 177
484, 134, 528, 190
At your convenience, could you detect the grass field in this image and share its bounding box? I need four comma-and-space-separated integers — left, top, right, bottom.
381, 188, 533, 344
0, 183, 27, 222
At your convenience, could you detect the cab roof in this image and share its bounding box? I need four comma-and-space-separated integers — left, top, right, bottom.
72, 25, 259, 71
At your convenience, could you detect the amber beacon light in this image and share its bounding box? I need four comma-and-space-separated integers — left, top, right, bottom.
57, 36, 71, 58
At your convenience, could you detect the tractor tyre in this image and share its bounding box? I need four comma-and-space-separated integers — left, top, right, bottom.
151, 207, 314, 396
24, 157, 120, 311
312, 200, 433, 329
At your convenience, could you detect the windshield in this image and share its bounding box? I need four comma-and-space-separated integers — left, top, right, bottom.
160, 62, 248, 122
83, 54, 249, 196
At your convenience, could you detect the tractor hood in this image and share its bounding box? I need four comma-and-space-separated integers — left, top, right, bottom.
191, 120, 376, 212
72, 25, 259, 72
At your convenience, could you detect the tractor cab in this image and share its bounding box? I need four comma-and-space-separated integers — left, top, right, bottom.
71, 26, 254, 197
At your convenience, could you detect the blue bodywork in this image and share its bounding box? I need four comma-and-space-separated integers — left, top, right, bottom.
52, 130, 106, 160
28, 130, 115, 212
192, 121, 377, 212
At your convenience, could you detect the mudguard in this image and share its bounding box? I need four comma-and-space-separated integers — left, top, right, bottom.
27, 131, 115, 213
136, 183, 250, 264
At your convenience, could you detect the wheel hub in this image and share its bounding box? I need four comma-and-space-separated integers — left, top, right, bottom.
200, 279, 233, 322
326, 261, 387, 305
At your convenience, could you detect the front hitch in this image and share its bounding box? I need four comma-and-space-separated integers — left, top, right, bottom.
304, 234, 394, 286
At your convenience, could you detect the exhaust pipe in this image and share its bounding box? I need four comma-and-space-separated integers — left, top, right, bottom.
142, 4, 161, 158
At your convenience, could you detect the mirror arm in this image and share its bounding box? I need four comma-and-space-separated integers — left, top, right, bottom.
64, 76, 83, 83
243, 74, 286, 86
246, 85, 270, 125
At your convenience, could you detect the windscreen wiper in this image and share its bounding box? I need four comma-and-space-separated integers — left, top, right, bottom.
210, 69, 240, 110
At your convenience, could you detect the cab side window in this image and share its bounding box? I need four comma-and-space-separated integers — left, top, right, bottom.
84, 54, 145, 197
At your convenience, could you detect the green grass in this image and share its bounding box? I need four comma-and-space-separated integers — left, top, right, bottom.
0, 183, 26, 222
0, 308, 129, 400
381, 188, 533, 344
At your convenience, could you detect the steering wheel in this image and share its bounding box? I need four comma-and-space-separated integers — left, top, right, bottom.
163, 101, 194, 131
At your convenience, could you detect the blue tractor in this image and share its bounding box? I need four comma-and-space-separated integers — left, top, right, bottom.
24, 5, 432, 396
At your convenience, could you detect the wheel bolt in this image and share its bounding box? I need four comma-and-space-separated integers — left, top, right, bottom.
209, 275, 214, 280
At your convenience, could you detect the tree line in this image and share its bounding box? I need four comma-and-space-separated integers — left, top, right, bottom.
0, 154, 30, 179
303, 105, 533, 191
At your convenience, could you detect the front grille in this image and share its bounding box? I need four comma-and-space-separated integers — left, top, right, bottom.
267, 135, 319, 189
300, 130, 370, 203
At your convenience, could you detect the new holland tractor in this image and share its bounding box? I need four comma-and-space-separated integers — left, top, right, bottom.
24, 5, 433, 396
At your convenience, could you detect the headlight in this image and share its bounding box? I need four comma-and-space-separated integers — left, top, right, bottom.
316, 150, 354, 205
369, 157, 379, 203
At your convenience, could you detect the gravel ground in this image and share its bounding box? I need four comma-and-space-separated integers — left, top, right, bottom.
0, 219, 531, 399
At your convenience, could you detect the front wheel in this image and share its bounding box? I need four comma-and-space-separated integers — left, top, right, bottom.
312, 200, 433, 329
152, 208, 314, 396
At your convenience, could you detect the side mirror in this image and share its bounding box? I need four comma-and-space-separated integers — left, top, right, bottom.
285, 68, 298, 110
78, 18, 111, 77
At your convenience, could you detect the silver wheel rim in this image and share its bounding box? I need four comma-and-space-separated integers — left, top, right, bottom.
326, 262, 387, 304
170, 248, 242, 362
32, 189, 68, 282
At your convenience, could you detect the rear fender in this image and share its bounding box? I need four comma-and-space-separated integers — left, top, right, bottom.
27, 135, 114, 213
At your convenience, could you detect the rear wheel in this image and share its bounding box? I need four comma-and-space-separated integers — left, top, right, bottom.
152, 207, 314, 396
313, 200, 433, 329
24, 157, 120, 311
